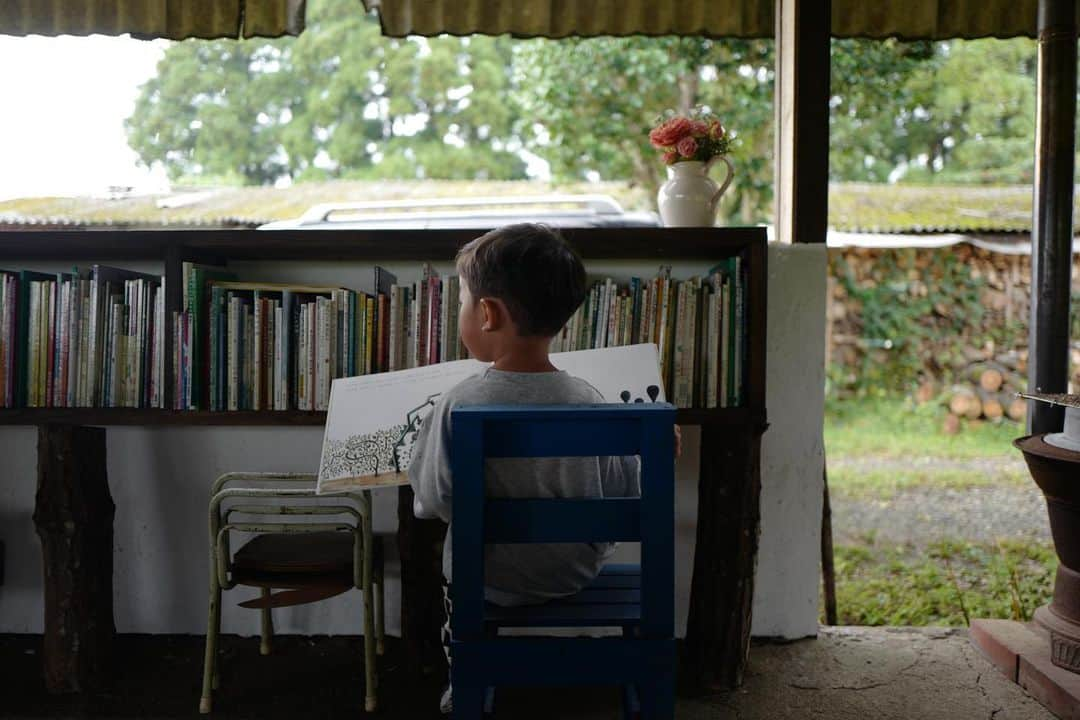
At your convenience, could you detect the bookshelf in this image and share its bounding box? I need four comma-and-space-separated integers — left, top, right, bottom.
0, 226, 767, 690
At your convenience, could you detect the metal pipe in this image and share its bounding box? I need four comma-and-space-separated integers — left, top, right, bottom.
1029, 0, 1077, 434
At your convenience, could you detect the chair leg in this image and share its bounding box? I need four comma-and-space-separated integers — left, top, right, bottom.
621, 684, 641, 720
259, 588, 273, 656
638, 671, 674, 720
451, 683, 485, 720
374, 538, 386, 655
363, 530, 377, 711
199, 581, 222, 714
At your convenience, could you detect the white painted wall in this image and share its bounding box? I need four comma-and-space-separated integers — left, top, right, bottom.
752, 242, 827, 638
0, 245, 825, 639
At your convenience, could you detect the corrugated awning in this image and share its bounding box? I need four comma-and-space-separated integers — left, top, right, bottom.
360, 0, 1073, 40
0, 0, 306, 40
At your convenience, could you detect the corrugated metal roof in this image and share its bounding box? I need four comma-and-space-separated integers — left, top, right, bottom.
361, 0, 1070, 40
0, 0, 305, 40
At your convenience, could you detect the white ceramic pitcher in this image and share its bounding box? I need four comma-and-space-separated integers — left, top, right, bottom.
656, 157, 735, 227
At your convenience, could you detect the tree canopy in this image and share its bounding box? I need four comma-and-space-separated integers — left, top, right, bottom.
126, 0, 1049, 222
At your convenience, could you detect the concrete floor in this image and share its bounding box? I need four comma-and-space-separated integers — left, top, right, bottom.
2, 627, 1058, 719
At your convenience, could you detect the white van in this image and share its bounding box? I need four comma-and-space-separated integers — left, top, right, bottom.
258, 194, 660, 230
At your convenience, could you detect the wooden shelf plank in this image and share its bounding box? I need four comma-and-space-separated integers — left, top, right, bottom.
0, 227, 763, 261
0, 406, 754, 427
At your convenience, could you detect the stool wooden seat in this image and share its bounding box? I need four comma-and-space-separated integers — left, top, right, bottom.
230, 531, 387, 596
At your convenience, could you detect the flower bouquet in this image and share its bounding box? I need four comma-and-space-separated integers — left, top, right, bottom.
648, 108, 731, 165
648, 108, 735, 227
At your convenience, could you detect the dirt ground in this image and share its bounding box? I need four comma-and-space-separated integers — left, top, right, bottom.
0, 628, 1056, 719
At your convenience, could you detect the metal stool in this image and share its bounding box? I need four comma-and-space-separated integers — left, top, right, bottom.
199, 472, 386, 714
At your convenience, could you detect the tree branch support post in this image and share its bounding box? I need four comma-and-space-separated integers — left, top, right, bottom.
33, 424, 115, 693
684, 425, 763, 689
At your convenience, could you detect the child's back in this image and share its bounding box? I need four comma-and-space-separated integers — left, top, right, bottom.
410, 366, 638, 605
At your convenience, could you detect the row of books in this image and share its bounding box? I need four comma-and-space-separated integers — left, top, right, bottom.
176, 263, 468, 411
0, 266, 166, 408
0, 259, 746, 411
551, 259, 745, 408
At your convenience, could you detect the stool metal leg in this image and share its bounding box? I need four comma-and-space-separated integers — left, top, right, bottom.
374, 537, 386, 655
200, 579, 222, 713
260, 588, 273, 656
362, 498, 377, 712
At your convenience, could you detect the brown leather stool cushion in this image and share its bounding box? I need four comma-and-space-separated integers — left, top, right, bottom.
232, 531, 354, 575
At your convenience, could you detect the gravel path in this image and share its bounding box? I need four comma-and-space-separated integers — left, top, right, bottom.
829, 456, 1052, 547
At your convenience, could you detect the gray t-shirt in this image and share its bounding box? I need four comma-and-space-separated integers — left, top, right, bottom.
408, 367, 640, 606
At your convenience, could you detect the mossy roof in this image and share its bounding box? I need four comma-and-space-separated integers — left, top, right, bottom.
0, 181, 1071, 233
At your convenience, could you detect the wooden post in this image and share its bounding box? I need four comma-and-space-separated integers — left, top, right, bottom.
33, 424, 115, 692
1029, 0, 1077, 434
396, 484, 447, 676
684, 425, 762, 689
774, 0, 831, 246
821, 460, 837, 625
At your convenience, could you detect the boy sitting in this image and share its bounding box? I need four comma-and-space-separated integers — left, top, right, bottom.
408, 223, 645, 713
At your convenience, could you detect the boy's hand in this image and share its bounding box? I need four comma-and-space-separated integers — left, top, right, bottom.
674, 424, 682, 460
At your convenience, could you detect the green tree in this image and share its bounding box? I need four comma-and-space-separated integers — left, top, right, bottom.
907, 39, 1036, 183
829, 38, 1040, 185
513, 37, 775, 223
829, 39, 941, 182
126, 0, 525, 184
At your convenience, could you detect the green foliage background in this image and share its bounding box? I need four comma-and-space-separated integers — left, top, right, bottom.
125, 0, 1062, 224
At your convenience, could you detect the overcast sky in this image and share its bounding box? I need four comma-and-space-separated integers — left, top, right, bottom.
0, 34, 170, 201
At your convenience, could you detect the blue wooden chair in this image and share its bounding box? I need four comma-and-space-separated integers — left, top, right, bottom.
450, 403, 676, 719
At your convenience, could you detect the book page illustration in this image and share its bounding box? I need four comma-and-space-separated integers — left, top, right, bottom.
316, 344, 664, 493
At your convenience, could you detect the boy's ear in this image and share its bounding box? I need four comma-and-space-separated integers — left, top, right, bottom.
479, 297, 508, 332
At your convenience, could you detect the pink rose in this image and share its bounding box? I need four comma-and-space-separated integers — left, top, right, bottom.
663, 150, 678, 164
649, 117, 694, 149
676, 136, 698, 158
691, 120, 709, 136
709, 120, 725, 139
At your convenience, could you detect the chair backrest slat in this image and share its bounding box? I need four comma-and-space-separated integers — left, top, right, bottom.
484, 498, 641, 543
450, 403, 675, 641
483, 417, 643, 457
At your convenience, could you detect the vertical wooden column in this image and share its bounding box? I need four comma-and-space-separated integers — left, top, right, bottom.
1029, 0, 1077, 434
684, 424, 762, 689
774, 0, 831, 246
33, 424, 115, 692
397, 485, 447, 675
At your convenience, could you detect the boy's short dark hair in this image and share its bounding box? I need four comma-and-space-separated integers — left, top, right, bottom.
456, 223, 587, 337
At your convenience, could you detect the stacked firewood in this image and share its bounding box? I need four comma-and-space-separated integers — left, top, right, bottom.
922, 352, 1029, 434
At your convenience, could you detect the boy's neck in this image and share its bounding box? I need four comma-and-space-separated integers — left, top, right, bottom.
488, 336, 558, 373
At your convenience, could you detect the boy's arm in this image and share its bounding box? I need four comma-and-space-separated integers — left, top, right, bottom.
600, 454, 642, 499
407, 395, 454, 522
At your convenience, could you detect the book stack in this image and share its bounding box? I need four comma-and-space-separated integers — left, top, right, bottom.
0, 266, 166, 409
551, 259, 746, 408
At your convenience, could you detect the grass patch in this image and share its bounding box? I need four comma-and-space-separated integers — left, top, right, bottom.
825, 395, 1022, 460
827, 537, 1056, 626
828, 464, 1030, 499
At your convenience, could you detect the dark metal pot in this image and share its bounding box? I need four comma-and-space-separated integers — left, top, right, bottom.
1015, 432, 1080, 672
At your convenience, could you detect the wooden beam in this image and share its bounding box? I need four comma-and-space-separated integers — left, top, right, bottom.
775, 0, 831, 245
1029, 0, 1077, 433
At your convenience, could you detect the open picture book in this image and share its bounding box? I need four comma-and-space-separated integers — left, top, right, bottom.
316, 343, 665, 493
